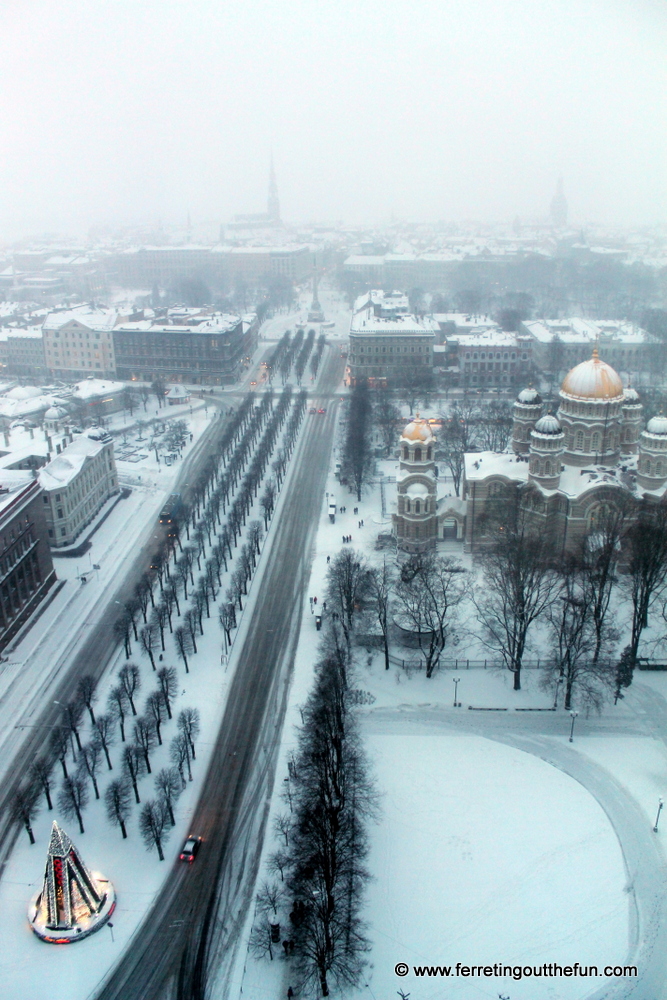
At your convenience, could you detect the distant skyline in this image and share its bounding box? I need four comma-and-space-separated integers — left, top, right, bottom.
1, 0, 666, 240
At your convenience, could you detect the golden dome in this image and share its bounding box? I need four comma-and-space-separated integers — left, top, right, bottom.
401, 415, 434, 443
560, 348, 624, 400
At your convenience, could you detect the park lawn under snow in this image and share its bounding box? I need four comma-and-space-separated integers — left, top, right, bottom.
233, 424, 636, 1000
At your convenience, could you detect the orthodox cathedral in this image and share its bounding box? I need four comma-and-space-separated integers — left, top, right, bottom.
392, 349, 667, 555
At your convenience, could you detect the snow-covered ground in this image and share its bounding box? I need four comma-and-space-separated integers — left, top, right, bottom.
232, 314, 666, 1000
0, 339, 326, 998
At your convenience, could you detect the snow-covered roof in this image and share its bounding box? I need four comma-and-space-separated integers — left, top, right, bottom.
39, 436, 108, 491
350, 307, 437, 337
43, 307, 118, 332
405, 483, 430, 498
71, 378, 125, 399
523, 318, 648, 345
464, 452, 529, 484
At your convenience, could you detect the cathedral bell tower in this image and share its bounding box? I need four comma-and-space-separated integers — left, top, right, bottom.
393, 417, 438, 553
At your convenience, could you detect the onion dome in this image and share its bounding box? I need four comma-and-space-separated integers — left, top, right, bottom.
560, 348, 623, 400
646, 415, 667, 436
623, 387, 640, 403
401, 415, 434, 443
533, 414, 562, 435
517, 387, 542, 404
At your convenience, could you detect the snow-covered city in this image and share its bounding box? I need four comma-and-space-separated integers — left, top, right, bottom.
1, 4, 667, 1000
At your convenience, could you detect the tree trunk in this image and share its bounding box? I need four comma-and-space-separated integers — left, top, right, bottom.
119, 819, 127, 839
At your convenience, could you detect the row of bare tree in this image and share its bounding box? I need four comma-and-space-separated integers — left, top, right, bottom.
321, 495, 667, 711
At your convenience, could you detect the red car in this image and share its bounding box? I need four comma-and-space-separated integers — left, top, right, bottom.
318, 407, 326, 414
179, 836, 202, 863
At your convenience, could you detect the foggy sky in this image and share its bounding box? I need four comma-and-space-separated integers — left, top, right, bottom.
1, 0, 666, 239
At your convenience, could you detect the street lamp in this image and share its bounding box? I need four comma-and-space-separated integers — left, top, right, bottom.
569, 710, 579, 742
453, 676, 461, 708
653, 797, 664, 833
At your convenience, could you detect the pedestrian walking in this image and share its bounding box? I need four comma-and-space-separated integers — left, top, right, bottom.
327, 554, 330, 563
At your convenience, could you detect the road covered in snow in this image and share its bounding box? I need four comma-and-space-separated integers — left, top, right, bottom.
92, 349, 346, 1000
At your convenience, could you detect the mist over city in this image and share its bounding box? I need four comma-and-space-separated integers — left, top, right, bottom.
0, 4, 666, 1000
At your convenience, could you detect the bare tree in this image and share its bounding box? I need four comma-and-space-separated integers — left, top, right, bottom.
139, 623, 159, 670
218, 602, 236, 647
139, 799, 170, 861
77, 675, 97, 724
134, 716, 157, 774
93, 714, 116, 769
475, 525, 558, 690
174, 625, 193, 673
170, 732, 192, 784
113, 612, 134, 658
122, 744, 146, 804
31, 757, 55, 810
326, 549, 370, 654
12, 785, 39, 844
62, 700, 84, 753
395, 555, 467, 677
58, 773, 89, 834
183, 609, 200, 652
49, 725, 71, 778
78, 741, 103, 799
177, 707, 200, 760
105, 777, 132, 839
547, 556, 615, 711
119, 663, 141, 715
108, 686, 129, 742
623, 502, 667, 686
157, 666, 178, 719
367, 559, 395, 671
267, 848, 289, 882
154, 767, 182, 826
373, 389, 400, 457
146, 691, 165, 745
580, 501, 627, 663
151, 602, 170, 651
274, 812, 292, 847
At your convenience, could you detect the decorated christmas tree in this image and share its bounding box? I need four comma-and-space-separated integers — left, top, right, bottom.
28, 821, 116, 943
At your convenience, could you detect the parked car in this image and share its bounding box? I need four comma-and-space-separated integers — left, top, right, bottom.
318, 407, 326, 414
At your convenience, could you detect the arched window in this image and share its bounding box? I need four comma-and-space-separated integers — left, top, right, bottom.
414, 447, 422, 462
405, 498, 411, 512
657, 460, 665, 478
591, 432, 599, 451
403, 446, 409, 459
544, 461, 552, 476
423, 499, 428, 513
415, 500, 421, 514
575, 430, 584, 450
427, 446, 432, 460
589, 503, 612, 531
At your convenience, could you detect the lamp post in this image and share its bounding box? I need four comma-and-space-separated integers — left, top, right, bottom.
569, 710, 579, 742
653, 797, 664, 833
453, 676, 461, 708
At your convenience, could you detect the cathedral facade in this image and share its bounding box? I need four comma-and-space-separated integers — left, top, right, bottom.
463, 349, 667, 552
392, 350, 667, 555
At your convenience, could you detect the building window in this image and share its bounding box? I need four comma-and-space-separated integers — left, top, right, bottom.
415, 500, 421, 513
414, 447, 421, 461
575, 430, 584, 450
405, 498, 411, 512
591, 432, 600, 451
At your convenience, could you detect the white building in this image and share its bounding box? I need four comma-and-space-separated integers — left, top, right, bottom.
348, 290, 437, 384
520, 318, 651, 375
39, 434, 119, 547
43, 307, 121, 380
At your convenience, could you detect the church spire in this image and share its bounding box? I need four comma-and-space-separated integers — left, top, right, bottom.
268, 154, 280, 222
